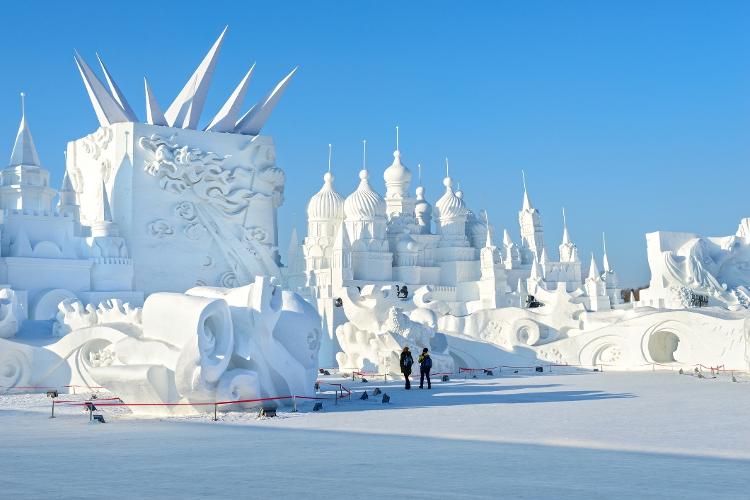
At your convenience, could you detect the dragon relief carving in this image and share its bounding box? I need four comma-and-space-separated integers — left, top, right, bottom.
137, 134, 283, 281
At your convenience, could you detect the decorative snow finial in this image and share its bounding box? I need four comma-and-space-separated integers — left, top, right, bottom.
395, 125, 400, 151
445, 157, 450, 178
20, 92, 25, 117
328, 143, 332, 173
417, 163, 422, 184
362, 139, 367, 171
522, 169, 527, 192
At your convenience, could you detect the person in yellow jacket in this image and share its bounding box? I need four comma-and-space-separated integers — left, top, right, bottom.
418, 348, 432, 389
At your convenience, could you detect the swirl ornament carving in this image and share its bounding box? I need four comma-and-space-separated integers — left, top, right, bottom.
148, 219, 175, 239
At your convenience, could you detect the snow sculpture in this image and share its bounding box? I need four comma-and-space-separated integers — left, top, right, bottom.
0, 278, 320, 415
334, 285, 455, 376
640, 222, 750, 310
67, 28, 295, 295
0, 289, 21, 339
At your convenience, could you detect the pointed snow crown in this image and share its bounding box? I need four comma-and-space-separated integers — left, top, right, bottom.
10, 94, 41, 167
165, 26, 228, 129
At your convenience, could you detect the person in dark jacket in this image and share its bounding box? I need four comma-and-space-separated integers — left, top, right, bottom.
418, 348, 432, 389
399, 346, 414, 389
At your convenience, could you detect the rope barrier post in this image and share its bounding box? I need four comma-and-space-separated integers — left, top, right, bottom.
72, 386, 76, 395
213, 403, 218, 422
50, 399, 55, 419
335, 390, 338, 406
292, 395, 297, 413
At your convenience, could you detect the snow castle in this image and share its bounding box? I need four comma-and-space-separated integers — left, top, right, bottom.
286, 143, 750, 374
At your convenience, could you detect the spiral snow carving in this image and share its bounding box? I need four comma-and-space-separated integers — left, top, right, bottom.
511, 318, 541, 346
142, 293, 234, 398
0, 343, 32, 390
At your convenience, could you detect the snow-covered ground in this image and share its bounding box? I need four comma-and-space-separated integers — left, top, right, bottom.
2, 369, 749, 499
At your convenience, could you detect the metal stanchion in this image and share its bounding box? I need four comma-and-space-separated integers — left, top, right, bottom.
213, 403, 218, 421
50, 400, 55, 419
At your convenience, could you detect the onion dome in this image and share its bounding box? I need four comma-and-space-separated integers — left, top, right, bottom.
396, 229, 419, 253
344, 169, 386, 220
414, 186, 432, 220
383, 150, 412, 198
435, 176, 468, 220
307, 171, 344, 220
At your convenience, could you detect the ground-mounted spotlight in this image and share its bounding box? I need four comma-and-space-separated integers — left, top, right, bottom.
360, 391, 369, 400
381, 394, 390, 404
312, 402, 323, 412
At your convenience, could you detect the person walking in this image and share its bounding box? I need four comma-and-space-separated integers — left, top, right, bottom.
418, 348, 432, 389
400, 346, 414, 389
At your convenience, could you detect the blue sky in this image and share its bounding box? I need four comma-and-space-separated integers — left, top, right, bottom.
1, 1, 749, 287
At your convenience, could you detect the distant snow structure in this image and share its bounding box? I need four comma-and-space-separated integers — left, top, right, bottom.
285, 143, 622, 366
639, 222, 750, 310
286, 135, 750, 373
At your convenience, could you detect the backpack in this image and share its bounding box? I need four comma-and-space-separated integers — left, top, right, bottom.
423, 356, 432, 369
402, 353, 413, 368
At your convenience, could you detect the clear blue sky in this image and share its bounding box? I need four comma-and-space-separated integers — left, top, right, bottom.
2, 1, 749, 287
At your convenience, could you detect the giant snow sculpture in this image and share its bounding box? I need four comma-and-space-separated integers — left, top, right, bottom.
335, 284, 455, 376
67, 27, 295, 295
0, 28, 320, 412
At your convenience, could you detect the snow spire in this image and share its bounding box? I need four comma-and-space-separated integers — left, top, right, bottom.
165, 26, 228, 129
602, 232, 611, 272
74, 51, 131, 127
206, 63, 256, 132
234, 66, 298, 135
561, 207, 570, 244
522, 169, 532, 210
530, 256, 542, 280
101, 180, 112, 222
9, 92, 41, 167
144, 77, 167, 126
540, 247, 549, 264
503, 228, 512, 246
362, 139, 366, 171
484, 210, 492, 248
588, 253, 600, 280
395, 125, 399, 152
328, 143, 333, 173
96, 53, 138, 121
